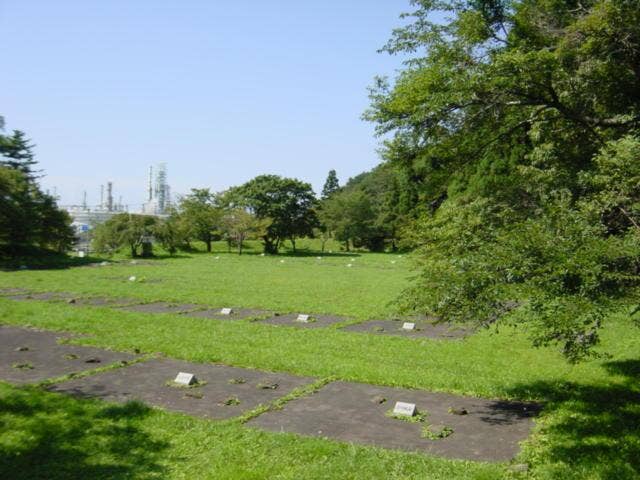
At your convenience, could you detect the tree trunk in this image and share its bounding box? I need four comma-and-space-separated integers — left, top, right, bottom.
130, 244, 137, 257
344, 240, 350, 252
238, 236, 243, 255
290, 237, 296, 253
206, 235, 212, 253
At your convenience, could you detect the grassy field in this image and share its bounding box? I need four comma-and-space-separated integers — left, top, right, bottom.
0, 243, 638, 479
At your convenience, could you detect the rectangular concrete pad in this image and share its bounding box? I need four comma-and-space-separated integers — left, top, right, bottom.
0, 325, 138, 384
247, 381, 540, 462
67, 296, 144, 307
182, 308, 269, 320
117, 302, 204, 314
0, 288, 30, 296
49, 358, 315, 420
260, 313, 347, 329
342, 319, 470, 340
5, 292, 77, 302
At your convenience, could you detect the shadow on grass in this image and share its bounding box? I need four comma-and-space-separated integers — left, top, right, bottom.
0, 252, 106, 271
0, 386, 169, 479
507, 359, 640, 479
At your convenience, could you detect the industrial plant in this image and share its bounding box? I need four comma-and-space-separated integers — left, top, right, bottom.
62, 164, 172, 247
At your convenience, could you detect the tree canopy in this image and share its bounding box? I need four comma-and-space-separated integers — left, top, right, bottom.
232, 175, 318, 253
365, 0, 640, 361
0, 118, 74, 256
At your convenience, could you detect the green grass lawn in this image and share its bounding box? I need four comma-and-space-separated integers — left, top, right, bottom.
0, 243, 638, 479
0, 240, 410, 319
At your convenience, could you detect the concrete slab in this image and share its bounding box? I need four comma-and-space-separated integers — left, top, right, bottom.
260, 313, 348, 329
4, 292, 77, 302
117, 302, 204, 314
0, 288, 30, 296
0, 325, 137, 384
341, 319, 471, 340
182, 308, 270, 321
49, 358, 315, 420
247, 380, 540, 462
66, 296, 144, 307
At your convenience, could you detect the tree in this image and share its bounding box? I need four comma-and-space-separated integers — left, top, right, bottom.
153, 212, 187, 255
0, 119, 74, 255
220, 208, 270, 255
233, 175, 318, 253
321, 169, 340, 199
365, 0, 640, 361
320, 189, 375, 251
176, 189, 222, 253
0, 130, 39, 180
93, 214, 158, 257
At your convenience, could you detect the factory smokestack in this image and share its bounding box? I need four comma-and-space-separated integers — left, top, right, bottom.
107, 182, 113, 212
148, 166, 153, 201
100, 185, 104, 209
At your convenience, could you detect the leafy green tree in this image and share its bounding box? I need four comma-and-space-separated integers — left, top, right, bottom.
220, 208, 270, 255
365, 0, 640, 360
176, 189, 222, 253
320, 188, 375, 251
321, 169, 340, 199
153, 212, 187, 255
93, 214, 158, 257
233, 175, 318, 253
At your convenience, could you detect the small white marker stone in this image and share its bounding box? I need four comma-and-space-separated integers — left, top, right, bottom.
402, 322, 415, 331
220, 307, 233, 315
347, 263, 353, 268
296, 314, 310, 323
280, 260, 285, 263
316, 256, 322, 260
174, 372, 196, 386
129, 276, 137, 282
393, 401, 416, 417
391, 260, 396, 264
78, 251, 85, 258
260, 253, 265, 257
214, 256, 220, 260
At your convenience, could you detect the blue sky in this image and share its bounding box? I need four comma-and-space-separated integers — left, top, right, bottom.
1, 1, 410, 209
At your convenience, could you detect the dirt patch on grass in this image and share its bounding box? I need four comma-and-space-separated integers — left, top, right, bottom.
247, 380, 540, 462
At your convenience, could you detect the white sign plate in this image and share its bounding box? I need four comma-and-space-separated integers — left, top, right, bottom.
402, 322, 415, 331
393, 401, 416, 417
174, 372, 196, 386
220, 308, 233, 315
296, 314, 310, 323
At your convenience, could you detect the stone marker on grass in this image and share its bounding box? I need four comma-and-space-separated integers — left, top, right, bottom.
402, 322, 416, 331
393, 401, 417, 417
174, 372, 197, 386
220, 308, 233, 315
296, 314, 310, 323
